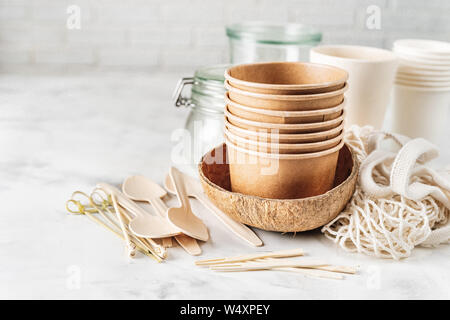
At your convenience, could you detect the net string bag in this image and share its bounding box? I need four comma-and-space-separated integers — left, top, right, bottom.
322, 125, 450, 259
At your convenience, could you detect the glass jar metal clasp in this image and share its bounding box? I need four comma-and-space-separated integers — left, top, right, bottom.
172, 77, 194, 107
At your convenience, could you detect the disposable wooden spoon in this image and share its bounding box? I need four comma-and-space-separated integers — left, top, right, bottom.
122, 176, 202, 256
122, 176, 175, 248
164, 172, 263, 247
167, 167, 209, 241
97, 182, 179, 239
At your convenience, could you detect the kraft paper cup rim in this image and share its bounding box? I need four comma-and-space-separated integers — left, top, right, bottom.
224, 80, 348, 101
225, 92, 346, 117
224, 61, 348, 91
225, 136, 345, 160
224, 127, 343, 150
225, 105, 345, 130
310, 45, 397, 63
225, 118, 345, 140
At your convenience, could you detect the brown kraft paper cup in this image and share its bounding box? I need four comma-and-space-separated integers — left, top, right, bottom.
226, 93, 345, 124
225, 81, 348, 111
225, 106, 345, 134
224, 128, 343, 154
225, 119, 344, 143
225, 138, 344, 199
225, 62, 348, 95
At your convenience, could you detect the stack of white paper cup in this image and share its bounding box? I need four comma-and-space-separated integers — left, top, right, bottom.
391, 39, 450, 144
310, 45, 398, 129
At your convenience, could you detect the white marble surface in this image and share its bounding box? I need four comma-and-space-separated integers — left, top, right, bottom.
0, 72, 449, 300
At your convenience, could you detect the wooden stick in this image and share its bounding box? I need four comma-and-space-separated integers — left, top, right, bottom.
262, 258, 352, 278
210, 259, 327, 272
67, 198, 160, 262
112, 194, 136, 258
117, 206, 167, 260
162, 237, 173, 248
86, 191, 164, 261
209, 257, 357, 275
272, 267, 344, 280
314, 265, 357, 274
195, 248, 304, 266
263, 258, 357, 275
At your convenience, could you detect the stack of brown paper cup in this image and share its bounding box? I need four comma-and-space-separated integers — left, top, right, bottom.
224, 62, 348, 199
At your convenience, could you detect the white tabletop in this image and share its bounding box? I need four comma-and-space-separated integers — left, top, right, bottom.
0, 72, 449, 300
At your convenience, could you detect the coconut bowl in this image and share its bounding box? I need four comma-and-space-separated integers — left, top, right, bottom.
198, 143, 358, 232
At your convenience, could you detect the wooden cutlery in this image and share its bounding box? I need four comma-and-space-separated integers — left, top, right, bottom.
164, 170, 263, 247
122, 175, 201, 256
97, 182, 179, 239
167, 167, 209, 242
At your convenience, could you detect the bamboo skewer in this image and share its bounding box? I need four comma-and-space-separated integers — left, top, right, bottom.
314, 265, 357, 274
260, 258, 354, 278
90, 193, 163, 261
195, 248, 304, 266
210, 259, 328, 272
196, 249, 357, 279
111, 193, 136, 258
162, 237, 173, 248
208, 259, 356, 276
116, 205, 167, 259
90, 188, 167, 259
272, 267, 344, 280
67, 190, 164, 262
66, 197, 160, 262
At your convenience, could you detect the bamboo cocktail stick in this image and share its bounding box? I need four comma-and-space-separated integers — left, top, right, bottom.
66, 196, 161, 262
90, 188, 167, 259
210, 259, 327, 272
111, 193, 136, 258
273, 267, 344, 280
195, 248, 304, 266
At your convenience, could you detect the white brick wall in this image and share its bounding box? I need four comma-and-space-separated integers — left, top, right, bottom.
0, 0, 448, 72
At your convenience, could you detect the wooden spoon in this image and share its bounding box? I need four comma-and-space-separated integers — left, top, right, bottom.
164, 172, 263, 247
97, 183, 179, 239
122, 176, 202, 256
167, 167, 209, 241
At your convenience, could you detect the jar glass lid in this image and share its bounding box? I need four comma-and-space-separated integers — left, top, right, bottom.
194, 64, 229, 84
191, 64, 229, 112
226, 22, 322, 45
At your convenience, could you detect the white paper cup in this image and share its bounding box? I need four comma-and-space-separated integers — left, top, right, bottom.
393, 39, 450, 58
310, 45, 398, 129
394, 51, 450, 67
395, 78, 450, 88
397, 59, 450, 72
397, 65, 450, 77
390, 83, 450, 144
397, 71, 450, 82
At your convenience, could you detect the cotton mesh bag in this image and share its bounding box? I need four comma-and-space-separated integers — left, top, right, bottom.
322, 126, 450, 259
